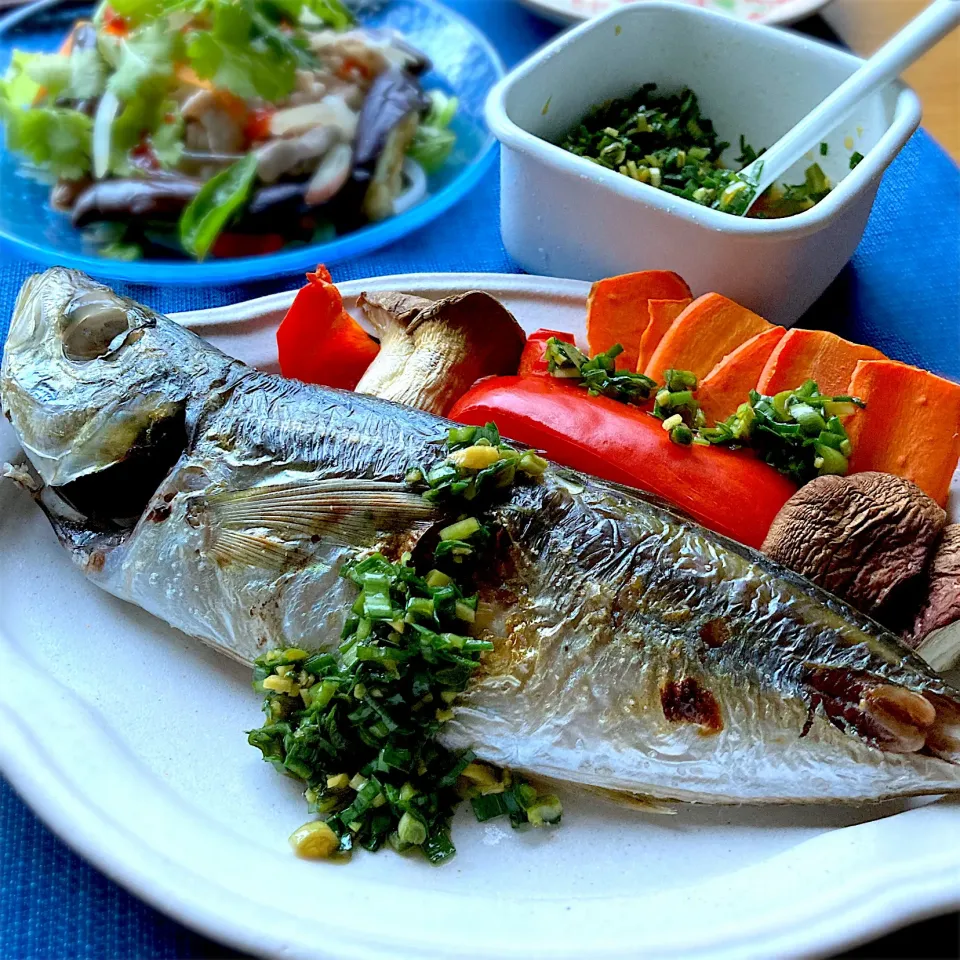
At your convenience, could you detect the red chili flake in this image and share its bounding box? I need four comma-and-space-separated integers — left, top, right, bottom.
660, 677, 723, 733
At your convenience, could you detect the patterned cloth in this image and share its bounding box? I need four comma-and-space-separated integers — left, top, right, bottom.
0, 2, 957, 957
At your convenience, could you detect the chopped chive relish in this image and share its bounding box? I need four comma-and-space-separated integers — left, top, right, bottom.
560, 83, 843, 218
407, 422, 548, 507
541, 337, 865, 485
248, 424, 560, 863
545, 338, 657, 404
651, 369, 864, 483
701, 380, 865, 484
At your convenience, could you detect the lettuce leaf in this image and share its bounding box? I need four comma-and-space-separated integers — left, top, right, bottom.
408, 91, 458, 174
149, 107, 185, 168
26, 47, 106, 101
106, 22, 179, 101
278, 0, 352, 29
3, 107, 93, 179
186, 4, 297, 101
1, 51, 44, 108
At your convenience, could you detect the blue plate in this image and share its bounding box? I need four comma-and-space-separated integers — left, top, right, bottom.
0, 0, 503, 283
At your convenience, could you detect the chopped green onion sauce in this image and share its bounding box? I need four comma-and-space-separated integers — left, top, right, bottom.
249, 424, 560, 863
559, 84, 850, 218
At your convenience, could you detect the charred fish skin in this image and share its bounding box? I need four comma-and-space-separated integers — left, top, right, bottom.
447, 478, 960, 802
3, 267, 960, 804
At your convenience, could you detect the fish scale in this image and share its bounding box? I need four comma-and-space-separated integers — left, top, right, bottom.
2, 267, 960, 804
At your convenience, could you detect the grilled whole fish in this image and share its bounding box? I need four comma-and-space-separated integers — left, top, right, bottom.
3, 268, 960, 804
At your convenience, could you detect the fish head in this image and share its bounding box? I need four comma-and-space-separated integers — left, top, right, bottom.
1, 268, 233, 535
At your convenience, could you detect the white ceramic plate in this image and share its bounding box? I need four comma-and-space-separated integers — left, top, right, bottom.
516, 0, 832, 26
1, 272, 959, 960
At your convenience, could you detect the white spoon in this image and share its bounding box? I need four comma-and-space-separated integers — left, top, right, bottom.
737, 0, 960, 215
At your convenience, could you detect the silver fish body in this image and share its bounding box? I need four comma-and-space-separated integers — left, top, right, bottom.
3, 268, 960, 804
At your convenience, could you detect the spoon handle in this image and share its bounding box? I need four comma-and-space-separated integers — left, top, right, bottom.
743, 0, 960, 202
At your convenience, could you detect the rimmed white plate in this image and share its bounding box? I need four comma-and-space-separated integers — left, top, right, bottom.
516, 0, 831, 26
1, 272, 959, 960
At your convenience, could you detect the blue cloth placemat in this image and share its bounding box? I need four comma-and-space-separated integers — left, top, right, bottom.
1, 3, 958, 958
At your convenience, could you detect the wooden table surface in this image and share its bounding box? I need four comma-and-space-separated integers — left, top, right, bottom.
824, 0, 960, 160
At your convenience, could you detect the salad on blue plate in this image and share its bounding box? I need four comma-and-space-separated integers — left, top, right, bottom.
0, 0, 457, 261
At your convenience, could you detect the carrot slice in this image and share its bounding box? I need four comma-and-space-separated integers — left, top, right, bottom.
643, 293, 772, 382
846, 360, 960, 507
757, 328, 886, 397
698, 326, 787, 425
636, 299, 691, 374
585, 271, 692, 371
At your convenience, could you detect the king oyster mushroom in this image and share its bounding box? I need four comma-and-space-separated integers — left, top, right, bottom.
762, 472, 947, 630
354, 290, 526, 416
909, 525, 960, 672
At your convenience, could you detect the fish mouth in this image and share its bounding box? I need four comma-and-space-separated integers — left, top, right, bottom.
51, 403, 189, 529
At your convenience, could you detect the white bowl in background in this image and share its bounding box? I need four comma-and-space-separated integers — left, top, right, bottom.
486, 1, 922, 326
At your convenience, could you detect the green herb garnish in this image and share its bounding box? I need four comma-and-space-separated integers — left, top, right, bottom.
409, 422, 547, 506
249, 426, 561, 863
545, 338, 657, 403
701, 380, 865, 484
750, 162, 832, 219
559, 83, 832, 219
542, 340, 865, 483
248, 553, 494, 863
849, 151, 864, 169
408, 90, 458, 174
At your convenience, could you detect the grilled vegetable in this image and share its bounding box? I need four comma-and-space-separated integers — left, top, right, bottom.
277, 265, 379, 389
71, 177, 201, 226
636, 298, 691, 373
643, 293, 773, 381
763, 472, 946, 629
448, 374, 796, 548
845, 359, 960, 507
698, 327, 787, 424
352, 67, 429, 221
585, 270, 691, 370
354, 289, 525, 415
910, 526, 960, 672
757, 329, 886, 397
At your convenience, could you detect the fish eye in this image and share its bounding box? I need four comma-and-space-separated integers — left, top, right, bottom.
61, 293, 138, 362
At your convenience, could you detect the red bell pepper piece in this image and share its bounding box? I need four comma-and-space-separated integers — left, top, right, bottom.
243, 108, 275, 145
517, 329, 576, 378
448, 376, 797, 550
277, 266, 380, 390
210, 232, 285, 259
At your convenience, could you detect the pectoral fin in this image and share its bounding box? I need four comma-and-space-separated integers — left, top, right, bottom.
198, 478, 436, 569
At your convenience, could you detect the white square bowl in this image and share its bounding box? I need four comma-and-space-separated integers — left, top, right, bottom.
485, 1, 922, 326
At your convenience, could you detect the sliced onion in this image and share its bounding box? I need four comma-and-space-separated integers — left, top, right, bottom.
305, 142, 353, 206
92, 90, 120, 181
392, 158, 427, 215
